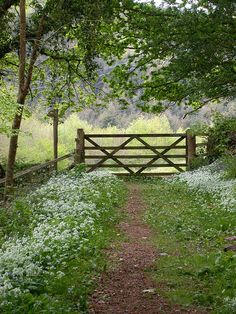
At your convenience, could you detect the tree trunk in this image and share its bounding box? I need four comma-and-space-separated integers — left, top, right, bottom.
4, 104, 24, 188
3, 1, 44, 200
0, 163, 5, 178
4, 0, 26, 199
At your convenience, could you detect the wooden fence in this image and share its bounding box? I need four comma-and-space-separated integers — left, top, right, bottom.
0, 153, 73, 186
74, 129, 205, 176
0, 129, 206, 186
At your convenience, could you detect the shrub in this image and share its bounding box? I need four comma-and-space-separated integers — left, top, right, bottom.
223, 155, 236, 179
190, 113, 236, 170
188, 156, 209, 170
207, 114, 236, 162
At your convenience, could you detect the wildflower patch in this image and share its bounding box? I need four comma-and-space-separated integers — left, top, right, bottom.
143, 162, 236, 313
0, 169, 125, 312
171, 161, 236, 212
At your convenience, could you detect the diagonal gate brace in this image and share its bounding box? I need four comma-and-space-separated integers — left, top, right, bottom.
135, 136, 185, 174
86, 137, 135, 174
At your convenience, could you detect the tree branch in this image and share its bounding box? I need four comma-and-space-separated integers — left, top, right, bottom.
24, 15, 45, 94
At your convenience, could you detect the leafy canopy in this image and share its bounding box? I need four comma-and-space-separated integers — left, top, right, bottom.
105, 0, 236, 112
0, 0, 235, 116
0, 0, 133, 115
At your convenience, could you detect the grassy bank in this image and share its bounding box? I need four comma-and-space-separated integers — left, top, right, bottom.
143, 164, 236, 313
0, 169, 126, 313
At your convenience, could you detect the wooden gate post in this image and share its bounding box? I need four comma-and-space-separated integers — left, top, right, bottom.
74, 128, 85, 165
186, 130, 196, 169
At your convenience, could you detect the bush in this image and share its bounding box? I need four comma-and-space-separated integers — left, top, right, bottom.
223, 155, 236, 179
188, 156, 209, 170
207, 114, 236, 162
190, 114, 236, 163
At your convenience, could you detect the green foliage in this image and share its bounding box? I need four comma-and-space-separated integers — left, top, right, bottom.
192, 114, 236, 162
105, 0, 235, 110
143, 179, 236, 313
1, 0, 235, 117
207, 114, 236, 161
0, 1, 17, 59
188, 156, 209, 171
0, 0, 137, 116
190, 113, 236, 166
73, 163, 87, 175
223, 156, 236, 179
0, 83, 18, 135
0, 200, 32, 245
126, 115, 173, 134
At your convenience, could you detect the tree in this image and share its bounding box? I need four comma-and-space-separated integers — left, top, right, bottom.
3, 0, 44, 196
105, 0, 236, 112
1, 0, 129, 196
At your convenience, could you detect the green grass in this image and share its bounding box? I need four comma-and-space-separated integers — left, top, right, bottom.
0, 199, 33, 245
223, 156, 236, 179
142, 178, 236, 314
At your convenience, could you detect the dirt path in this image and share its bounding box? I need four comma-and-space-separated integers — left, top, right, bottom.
89, 183, 203, 314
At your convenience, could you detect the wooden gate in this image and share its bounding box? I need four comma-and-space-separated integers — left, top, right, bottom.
74, 129, 197, 176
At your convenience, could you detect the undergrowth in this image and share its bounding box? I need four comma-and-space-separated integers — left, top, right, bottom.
143, 172, 236, 313
0, 168, 126, 313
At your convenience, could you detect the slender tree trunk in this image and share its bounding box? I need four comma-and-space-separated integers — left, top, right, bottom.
4, 0, 26, 199
4, 0, 44, 200
0, 163, 5, 178
4, 104, 24, 187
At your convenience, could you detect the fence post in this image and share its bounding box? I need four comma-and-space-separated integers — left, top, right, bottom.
74, 128, 85, 165
186, 130, 196, 169
53, 109, 59, 171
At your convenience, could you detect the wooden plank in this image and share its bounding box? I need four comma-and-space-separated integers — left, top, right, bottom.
0, 153, 73, 185
85, 137, 134, 174
115, 172, 176, 176
84, 145, 187, 150
85, 154, 187, 159
136, 136, 186, 174
85, 133, 186, 138
86, 164, 187, 168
